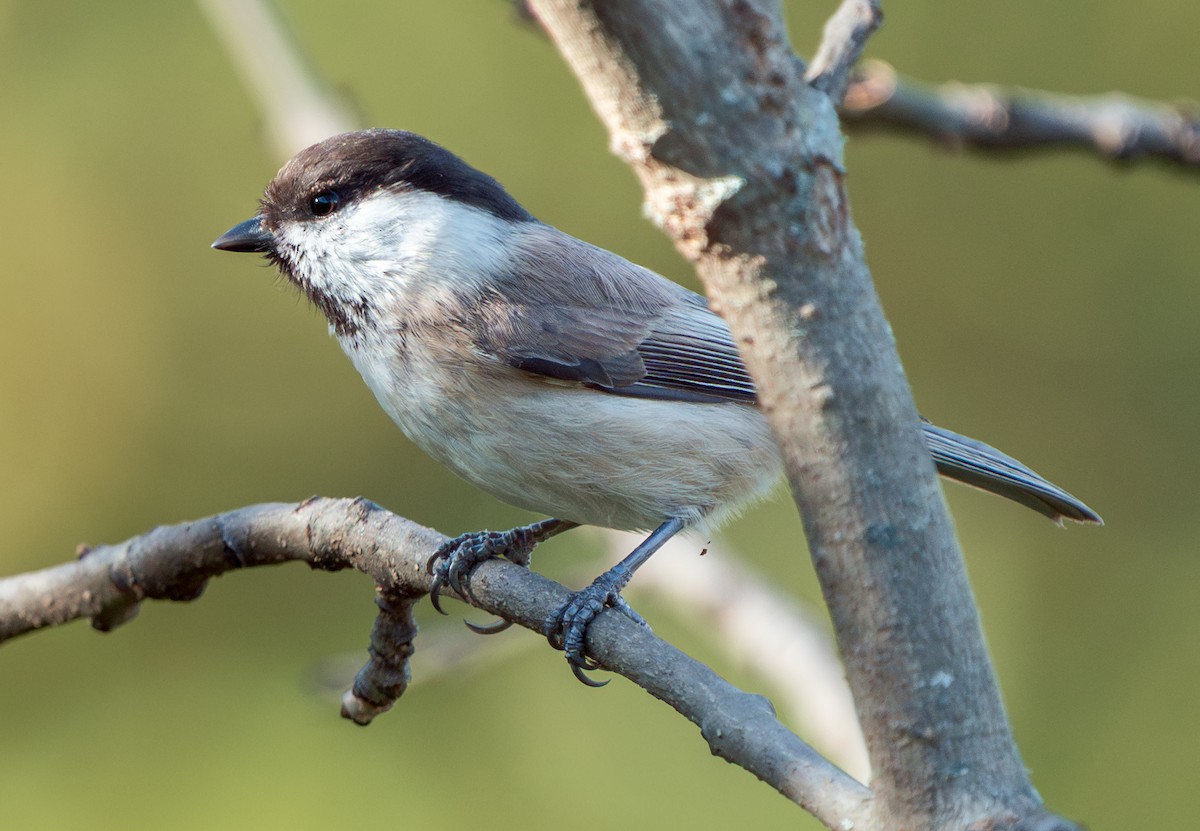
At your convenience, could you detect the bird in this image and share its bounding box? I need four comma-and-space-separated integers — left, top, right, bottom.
213, 129, 1101, 684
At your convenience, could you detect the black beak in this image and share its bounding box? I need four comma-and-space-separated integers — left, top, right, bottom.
212, 216, 273, 253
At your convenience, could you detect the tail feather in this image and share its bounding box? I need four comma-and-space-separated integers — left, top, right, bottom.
921, 422, 1102, 525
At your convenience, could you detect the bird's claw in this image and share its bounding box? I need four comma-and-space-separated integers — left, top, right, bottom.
465, 617, 513, 635
544, 584, 649, 686
426, 529, 522, 614
426, 519, 573, 624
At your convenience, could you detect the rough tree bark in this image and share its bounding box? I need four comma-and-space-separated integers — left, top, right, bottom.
526, 1, 1078, 828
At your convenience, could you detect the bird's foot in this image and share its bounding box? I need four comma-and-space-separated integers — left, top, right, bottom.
544, 578, 649, 687
426, 519, 573, 628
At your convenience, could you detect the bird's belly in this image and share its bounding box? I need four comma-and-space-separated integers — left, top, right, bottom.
346, 342, 781, 531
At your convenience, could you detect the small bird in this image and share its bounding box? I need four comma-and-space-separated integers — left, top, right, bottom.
214, 129, 1100, 684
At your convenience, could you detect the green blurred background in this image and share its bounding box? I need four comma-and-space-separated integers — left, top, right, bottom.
1, 1, 1195, 828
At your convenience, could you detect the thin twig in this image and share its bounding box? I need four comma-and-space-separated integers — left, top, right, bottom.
805, 0, 884, 101
842, 59, 1200, 168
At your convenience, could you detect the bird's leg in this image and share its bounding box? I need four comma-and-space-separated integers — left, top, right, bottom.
427, 519, 579, 624
545, 516, 686, 686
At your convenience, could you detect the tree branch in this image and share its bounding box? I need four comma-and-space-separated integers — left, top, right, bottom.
196, 0, 358, 158
526, 0, 1079, 828
805, 0, 883, 101
614, 529, 870, 780
842, 59, 1200, 168
0, 498, 870, 827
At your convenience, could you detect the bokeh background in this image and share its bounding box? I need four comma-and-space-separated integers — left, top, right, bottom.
1, 2, 1196, 828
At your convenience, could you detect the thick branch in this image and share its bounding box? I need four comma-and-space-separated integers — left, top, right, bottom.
0, 499, 437, 642
842, 59, 1200, 168
528, 1, 1079, 829
0, 498, 869, 825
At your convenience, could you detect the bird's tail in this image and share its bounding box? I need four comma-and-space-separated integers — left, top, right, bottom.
921, 422, 1102, 525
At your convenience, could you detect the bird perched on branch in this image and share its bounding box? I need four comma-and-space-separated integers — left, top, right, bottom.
214, 129, 1100, 684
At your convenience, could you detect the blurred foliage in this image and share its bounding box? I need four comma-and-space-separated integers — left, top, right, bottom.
0, 1, 1196, 829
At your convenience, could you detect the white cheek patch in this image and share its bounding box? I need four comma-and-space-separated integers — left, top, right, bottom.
277, 189, 517, 316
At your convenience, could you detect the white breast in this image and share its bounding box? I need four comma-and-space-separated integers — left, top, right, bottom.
343, 325, 781, 532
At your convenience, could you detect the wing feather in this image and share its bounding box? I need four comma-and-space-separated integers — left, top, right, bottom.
475, 225, 756, 404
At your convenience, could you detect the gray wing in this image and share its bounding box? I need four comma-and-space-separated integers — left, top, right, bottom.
476, 226, 757, 404
479, 290, 756, 404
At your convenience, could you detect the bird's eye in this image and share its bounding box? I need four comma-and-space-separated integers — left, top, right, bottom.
309, 190, 341, 217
